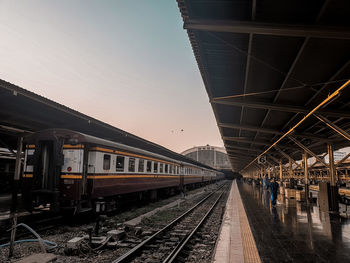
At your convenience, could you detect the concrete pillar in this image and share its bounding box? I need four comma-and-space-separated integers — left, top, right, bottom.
303, 152, 309, 203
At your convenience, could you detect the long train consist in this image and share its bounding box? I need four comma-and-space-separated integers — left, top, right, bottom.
21, 129, 224, 213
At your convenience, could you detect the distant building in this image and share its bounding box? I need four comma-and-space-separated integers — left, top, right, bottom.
181, 145, 231, 170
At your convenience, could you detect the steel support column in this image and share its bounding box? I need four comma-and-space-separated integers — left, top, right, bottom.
328, 143, 337, 186
289, 159, 293, 178
279, 160, 283, 182
303, 152, 309, 204
327, 143, 339, 212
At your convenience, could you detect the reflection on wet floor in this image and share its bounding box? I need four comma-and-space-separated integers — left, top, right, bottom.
237, 181, 350, 263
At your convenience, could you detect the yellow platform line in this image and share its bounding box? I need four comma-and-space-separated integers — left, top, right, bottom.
235, 182, 261, 263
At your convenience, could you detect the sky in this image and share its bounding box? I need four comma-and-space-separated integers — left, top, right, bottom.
0, 0, 224, 153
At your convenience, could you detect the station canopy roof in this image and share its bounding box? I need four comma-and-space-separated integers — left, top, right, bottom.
0, 79, 214, 169
177, 0, 350, 172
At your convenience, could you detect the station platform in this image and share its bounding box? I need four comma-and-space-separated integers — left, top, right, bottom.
214, 180, 350, 263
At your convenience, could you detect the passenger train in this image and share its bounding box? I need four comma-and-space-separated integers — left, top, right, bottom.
21, 129, 224, 213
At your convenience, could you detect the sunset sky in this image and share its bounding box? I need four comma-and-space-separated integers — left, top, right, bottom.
0, 0, 224, 153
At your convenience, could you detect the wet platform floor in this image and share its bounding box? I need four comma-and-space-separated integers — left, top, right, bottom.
237, 181, 350, 263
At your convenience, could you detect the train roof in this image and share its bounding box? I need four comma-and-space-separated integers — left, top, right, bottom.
25, 128, 219, 172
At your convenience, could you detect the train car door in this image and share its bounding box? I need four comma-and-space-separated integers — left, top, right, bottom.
32, 139, 63, 211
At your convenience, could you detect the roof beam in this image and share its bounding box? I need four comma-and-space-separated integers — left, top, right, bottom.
315, 115, 350, 142
212, 99, 350, 118
219, 122, 329, 141
228, 155, 253, 161
267, 154, 281, 165
288, 136, 329, 168
274, 146, 302, 169
226, 149, 257, 157
238, 0, 256, 138
223, 136, 299, 150
225, 144, 261, 152
184, 20, 350, 39
219, 122, 282, 135
252, 0, 330, 143
278, 60, 350, 138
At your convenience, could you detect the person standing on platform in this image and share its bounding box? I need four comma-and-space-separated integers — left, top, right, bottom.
263, 175, 270, 190
270, 178, 279, 207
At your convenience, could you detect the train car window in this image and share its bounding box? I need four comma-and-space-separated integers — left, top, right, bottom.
154, 162, 158, 173
165, 164, 168, 173
138, 159, 144, 172
128, 157, 135, 172
160, 163, 163, 173
116, 156, 125, 172
146, 160, 152, 173
103, 154, 111, 170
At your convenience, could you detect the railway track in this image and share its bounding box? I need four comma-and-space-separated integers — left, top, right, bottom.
112, 182, 230, 263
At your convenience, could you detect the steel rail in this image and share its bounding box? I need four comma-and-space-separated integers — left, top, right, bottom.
111, 183, 227, 263
163, 189, 226, 263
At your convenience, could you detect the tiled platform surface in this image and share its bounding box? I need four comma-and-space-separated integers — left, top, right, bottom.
213, 181, 261, 263
238, 181, 350, 263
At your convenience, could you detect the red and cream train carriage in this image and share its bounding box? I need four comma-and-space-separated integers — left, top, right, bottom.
22, 129, 222, 213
